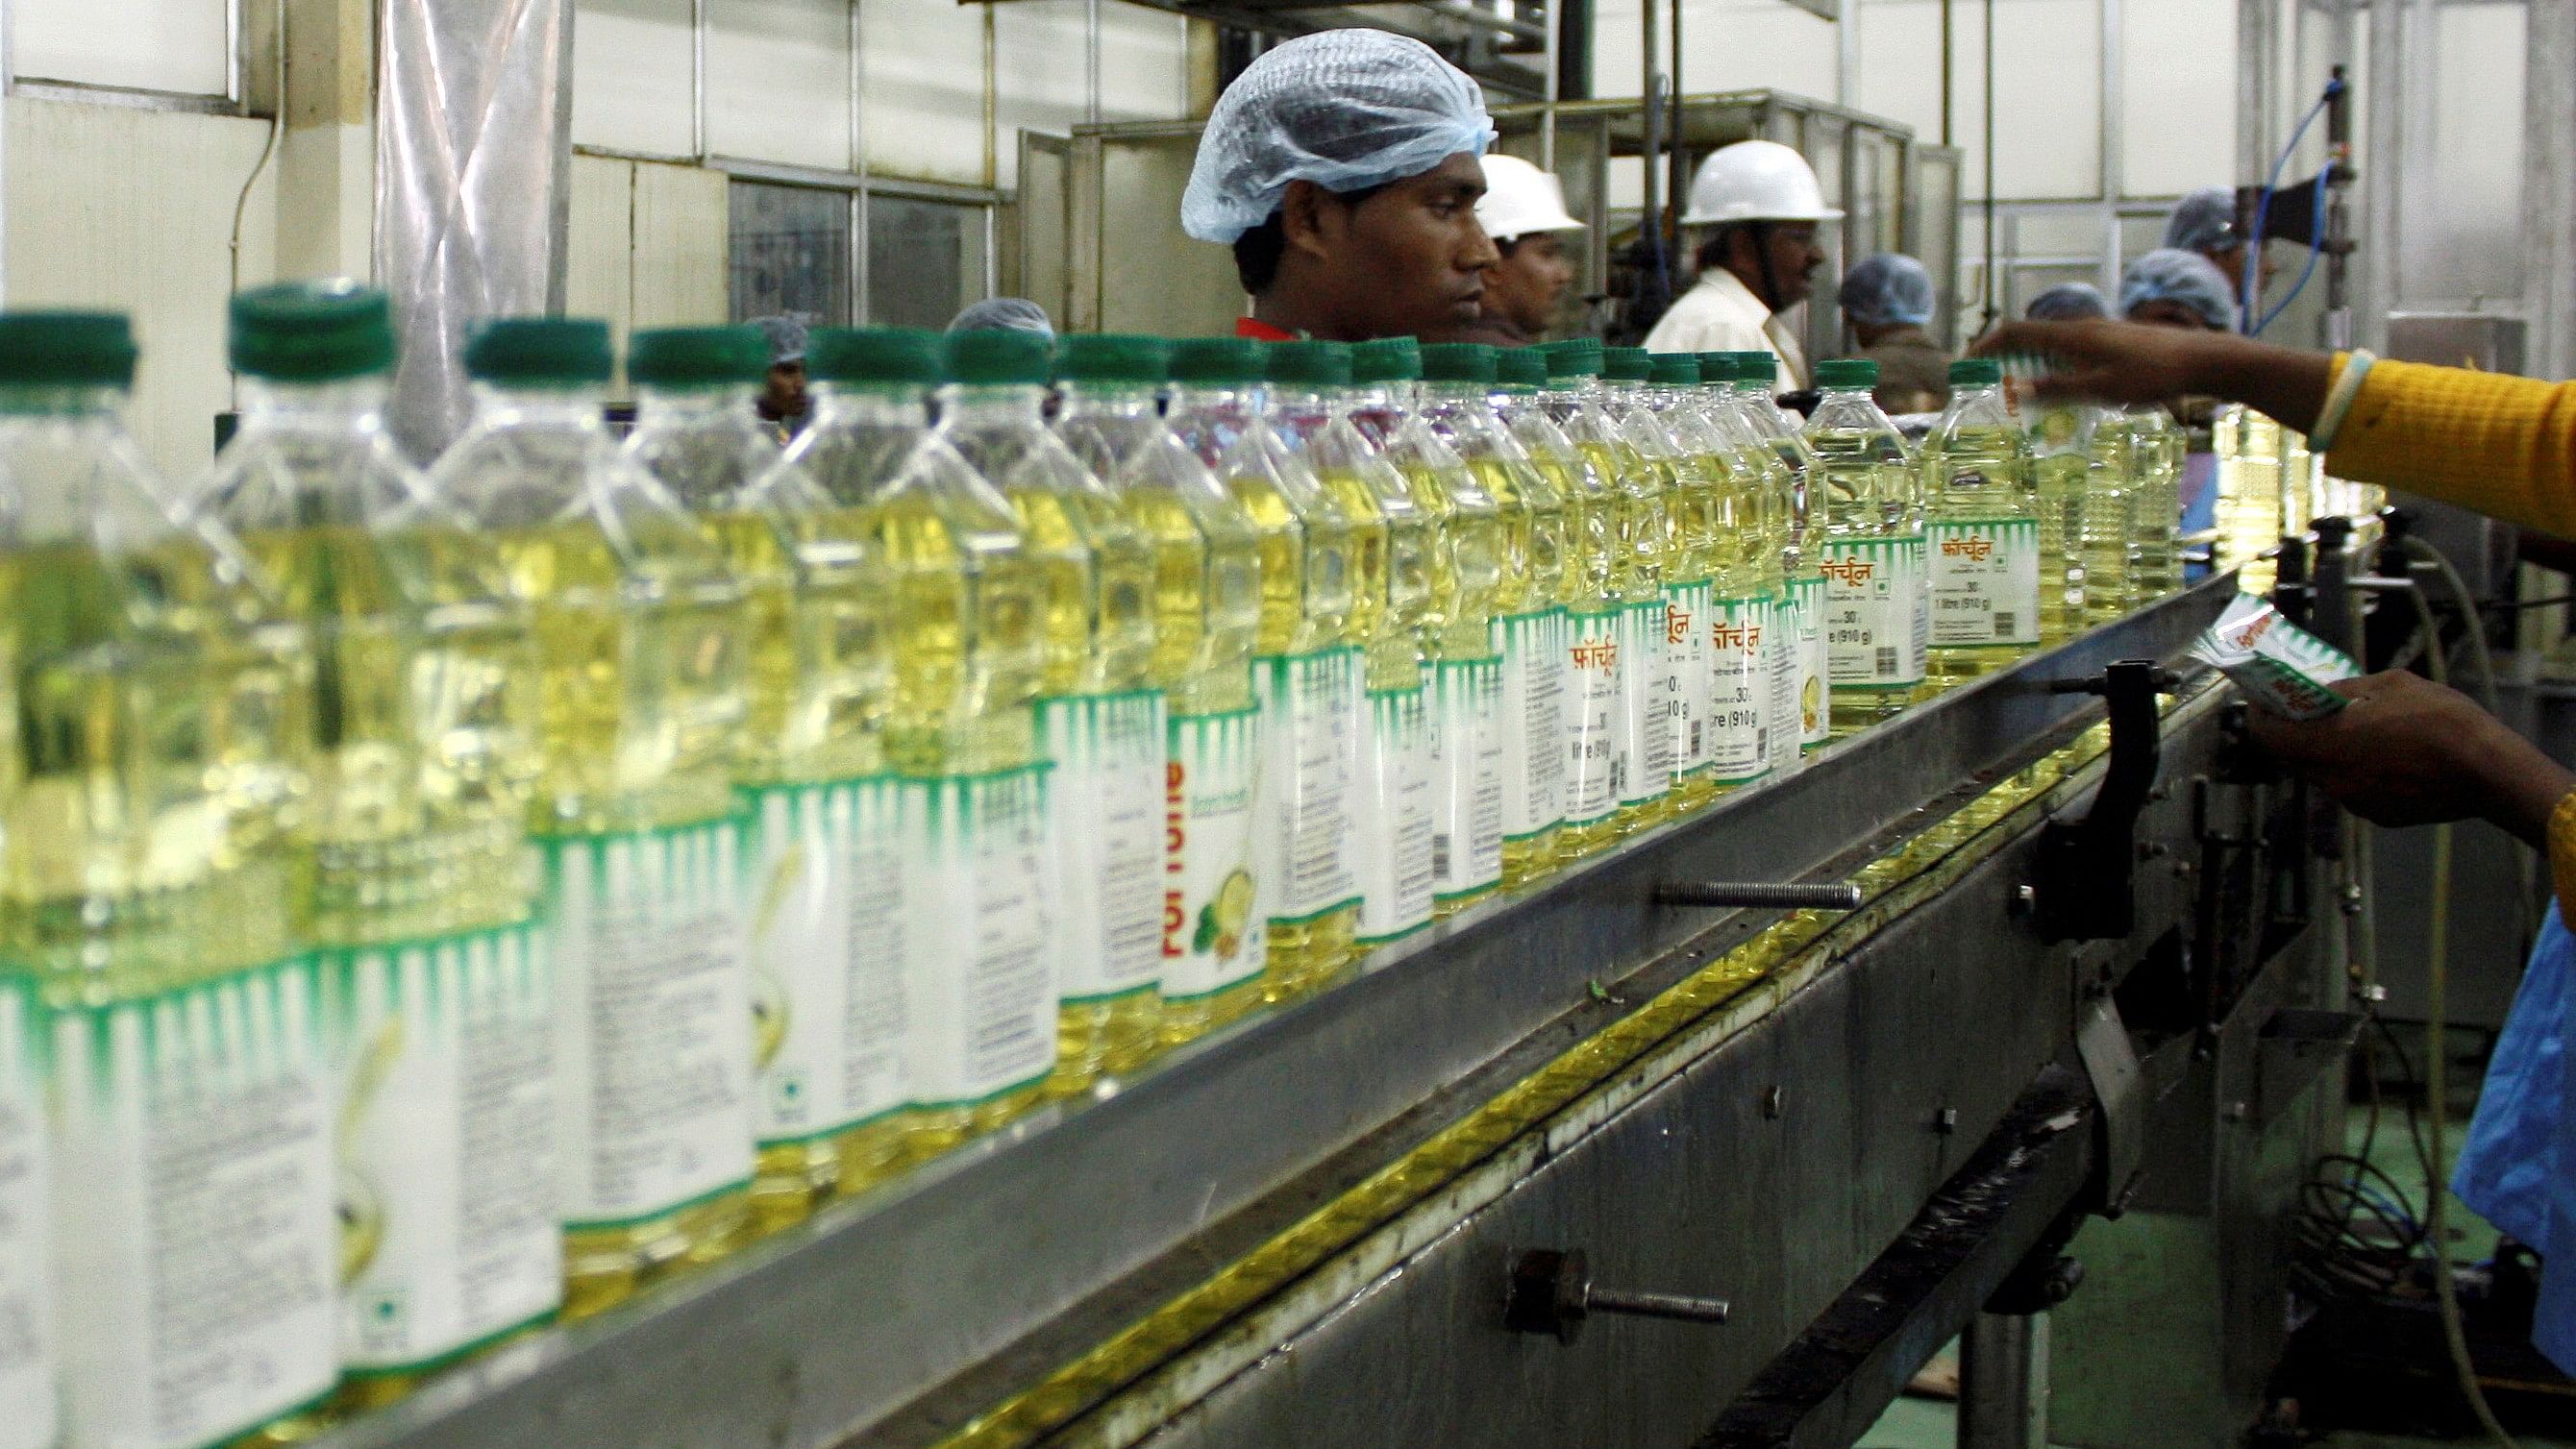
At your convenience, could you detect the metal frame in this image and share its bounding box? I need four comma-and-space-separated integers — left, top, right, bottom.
309, 578, 2246, 1449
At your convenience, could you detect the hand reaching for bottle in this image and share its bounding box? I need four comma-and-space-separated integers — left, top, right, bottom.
1971, 320, 2334, 431
2245, 670, 2574, 847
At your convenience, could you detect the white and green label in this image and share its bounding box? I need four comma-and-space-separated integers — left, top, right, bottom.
1765, 585, 1802, 774
1562, 607, 1627, 827
1620, 599, 1673, 805
0, 978, 53, 1449
1041, 690, 1169, 1003
1428, 656, 1505, 900
1821, 537, 1928, 689
325, 921, 557, 1376
1162, 706, 1266, 1001
1929, 518, 2041, 647
1795, 573, 1831, 749
745, 774, 907, 1148
904, 767, 1056, 1107
52, 955, 336, 1449
1253, 649, 1361, 926
547, 819, 754, 1230
1494, 609, 1567, 842
1709, 595, 1773, 783
1354, 683, 1434, 944
1664, 579, 1715, 781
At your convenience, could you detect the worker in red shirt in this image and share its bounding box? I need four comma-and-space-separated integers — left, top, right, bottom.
1180, 30, 1500, 345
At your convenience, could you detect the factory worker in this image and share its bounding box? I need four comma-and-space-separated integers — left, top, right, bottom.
753, 314, 810, 441
2024, 282, 2109, 321
949, 297, 1056, 338
2119, 248, 2237, 332
1455, 153, 1586, 346
2164, 184, 2279, 300
1181, 29, 1499, 344
1643, 139, 1839, 390
1977, 309, 2576, 1376
1836, 253, 1948, 413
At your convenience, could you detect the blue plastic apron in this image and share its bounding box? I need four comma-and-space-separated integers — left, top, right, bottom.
2452, 900, 2576, 1371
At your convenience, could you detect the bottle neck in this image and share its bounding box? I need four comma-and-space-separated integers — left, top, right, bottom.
935, 382, 1050, 428
634, 382, 755, 430
807, 381, 929, 430
0, 382, 130, 420
235, 373, 395, 430
1167, 381, 1255, 418
1054, 383, 1159, 421
470, 381, 607, 430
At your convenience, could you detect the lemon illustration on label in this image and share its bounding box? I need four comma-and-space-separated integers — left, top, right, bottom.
1193, 869, 1255, 962
338, 1013, 403, 1285
751, 837, 804, 1071
1801, 675, 1823, 731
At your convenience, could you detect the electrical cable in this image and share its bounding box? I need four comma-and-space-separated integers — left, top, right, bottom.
2242, 79, 2345, 335
228, 0, 288, 410
2253, 164, 2334, 336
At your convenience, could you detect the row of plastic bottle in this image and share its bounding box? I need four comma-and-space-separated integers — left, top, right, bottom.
0, 282, 2189, 1449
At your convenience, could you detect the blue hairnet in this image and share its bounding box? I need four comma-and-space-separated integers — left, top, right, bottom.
947, 297, 1056, 338
1837, 253, 1935, 328
2119, 248, 2238, 331
2024, 282, 2108, 322
753, 314, 808, 364
2162, 185, 2242, 257
1180, 29, 1496, 245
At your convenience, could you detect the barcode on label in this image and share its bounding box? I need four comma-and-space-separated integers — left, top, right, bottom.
1993, 612, 2018, 639
1874, 647, 1898, 676
1430, 838, 1450, 880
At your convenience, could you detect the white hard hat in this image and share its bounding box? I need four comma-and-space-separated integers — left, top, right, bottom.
1476, 154, 1584, 243
1680, 139, 1844, 227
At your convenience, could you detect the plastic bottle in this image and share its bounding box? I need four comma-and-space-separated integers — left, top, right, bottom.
2122, 404, 2184, 602
194, 282, 553, 1402
2081, 403, 2136, 623
1054, 336, 1266, 1044
1595, 348, 1680, 825
1805, 358, 1926, 733
2020, 395, 2095, 644
1716, 349, 1828, 758
820, 331, 1052, 1159
0, 965, 43, 1449
6, 310, 331, 1447
1919, 358, 2042, 686
936, 330, 1160, 1095
1535, 340, 1646, 853
429, 317, 754, 1318
1270, 342, 1432, 957
620, 326, 895, 1232
1633, 355, 1724, 808
1165, 338, 1360, 1005
1429, 346, 1567, 885
1381, 342, 1509, 915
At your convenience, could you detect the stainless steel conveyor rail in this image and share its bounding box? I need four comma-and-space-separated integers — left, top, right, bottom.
314, 575, 2253, 1449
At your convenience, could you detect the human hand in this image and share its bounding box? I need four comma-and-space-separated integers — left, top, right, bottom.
1972, 319, 2221, 407
2245, 670, 2575, 847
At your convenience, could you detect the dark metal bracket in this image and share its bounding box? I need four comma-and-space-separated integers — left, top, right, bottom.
2034, 660, 2181, 943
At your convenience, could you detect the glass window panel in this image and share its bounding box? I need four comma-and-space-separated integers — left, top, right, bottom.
730, 181, 853, 326
867, 195, 990, 332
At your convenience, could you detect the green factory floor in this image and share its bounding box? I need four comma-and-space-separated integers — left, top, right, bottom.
1856, 1020, 2576, 1449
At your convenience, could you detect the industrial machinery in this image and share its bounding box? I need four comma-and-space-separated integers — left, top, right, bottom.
1009, 90, 1963, 365
305, 524, 2394, 1449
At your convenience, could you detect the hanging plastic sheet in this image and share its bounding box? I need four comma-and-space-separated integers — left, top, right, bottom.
374, 0, 573, 461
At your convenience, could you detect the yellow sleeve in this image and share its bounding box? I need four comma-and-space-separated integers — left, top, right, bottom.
2554, 792, 2576, 912
2321, 356, 2576, 537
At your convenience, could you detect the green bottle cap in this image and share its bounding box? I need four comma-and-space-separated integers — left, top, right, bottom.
463, 317, 613, 385
1814, 358, 1879, 389
806, 327, 941, 385
1054, 333, 1170, 384
1648, 353, 1700, 386
1540, 337, 1603, 380
1419, 342, 1497, 384
942, 328, 1054, 385
1265, 340, 1351, 387
1694, 352, 1737, 382
0, 311, 138, 388
230, 280, 395, 381
1350, 336, 1423, 383
628, 326, 768, 388
1168, 337, 1262, 385
1722, 350, 1775, 381
1601, 346, 1654, 382
1495, 348, 1548, 388
1949, 357, 2002, 386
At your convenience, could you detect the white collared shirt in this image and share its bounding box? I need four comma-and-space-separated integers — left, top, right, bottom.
1640, 267, 1807, 390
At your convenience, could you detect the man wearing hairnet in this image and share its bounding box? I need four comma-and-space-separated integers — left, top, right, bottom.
1182, 30, 1499, 343
2164, 185, 2277, 302
2024, 282, 2109, 322
949, 297, 1056, 338
753, 314, 811, 442
2120, 248, 2237, 332
1836, 253, 1949, 413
